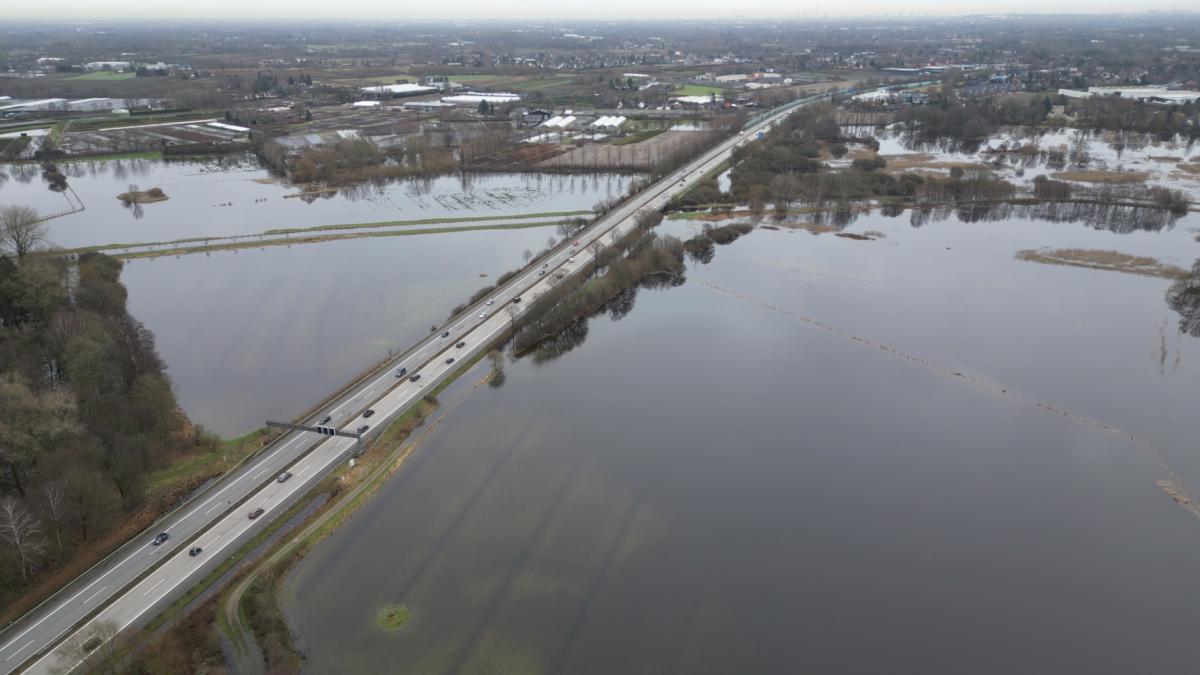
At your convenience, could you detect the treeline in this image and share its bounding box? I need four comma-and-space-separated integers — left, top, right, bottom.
683, 223, 754, 264
1067, 97, 1200, 137
893, 96, 1054, 152
0, 248, 209, 603
513, 210, 681, 354
255, 134, 457, 185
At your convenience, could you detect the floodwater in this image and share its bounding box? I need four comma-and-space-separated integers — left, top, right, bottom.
0, 156, 636, 247
282, 210, 1200, 674
122, 225, 558, 437
852, 124, 1200, 198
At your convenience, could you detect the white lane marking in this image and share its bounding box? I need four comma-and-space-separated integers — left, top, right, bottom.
5, 640, 33, 661
33, 437, 362, 675
204, 502, 222, 516
0, 541, 142, 654
23, 101, 804, 674
253, 466, 270, 480
82, 587, 107, 606
141, 578, 165, 597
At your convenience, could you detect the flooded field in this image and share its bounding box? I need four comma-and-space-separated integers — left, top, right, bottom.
0, 156, 636, 248
122, 225, 557, 436
859, 124, 1200, 198
282, 210, 1200, 674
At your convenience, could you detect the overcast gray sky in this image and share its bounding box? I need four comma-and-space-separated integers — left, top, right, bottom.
7, 0, 1196, 20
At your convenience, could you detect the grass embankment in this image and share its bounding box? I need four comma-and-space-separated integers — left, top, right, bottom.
87, 476, 332, 674
101, 220, 567, 260
1016, 248, 1188, 279
0, 430, 270, 628
262, 209, 590, 236
228, 353, 499, 673
57, 150, 165, 163
0, 135, 32, 160
58, 208, 588, 258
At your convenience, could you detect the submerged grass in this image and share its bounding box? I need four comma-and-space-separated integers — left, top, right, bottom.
376, 605, 410, 630
1016, 248, 1188, 279
225, 351, 499, 673
1052, 170, 1150, 184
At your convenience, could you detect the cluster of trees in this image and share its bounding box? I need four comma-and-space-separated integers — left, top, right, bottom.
513, 210, 677, 354
284, 136, 457, 185
1067, 98, 1200, 137
1167, 259, 1200, 338
41, 162, 68, 191
728, 103, 837, 196
0, 209, 208, 599
893, 96, 1056, 152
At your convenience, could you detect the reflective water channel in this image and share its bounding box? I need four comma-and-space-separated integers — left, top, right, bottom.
0, 156, 637, 435
281, 209, 1200, 674
0, 156, 636, 247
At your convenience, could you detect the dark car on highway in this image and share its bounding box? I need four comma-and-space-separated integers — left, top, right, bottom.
409, 374, 421, 382
188, 547, 202, 557
248, 508, 264, 520
363, 409, 375, 418
151, 532, 169, 546
441, 330, 450, 338
395, 367, 407, 378
456, 341, 466, 348
513, 297, 521, 303
445, 357, 455, 364
358, 424, 370, 434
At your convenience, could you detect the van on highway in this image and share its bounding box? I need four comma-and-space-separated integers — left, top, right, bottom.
248, 508, 264, 520
319, 414, 332, 425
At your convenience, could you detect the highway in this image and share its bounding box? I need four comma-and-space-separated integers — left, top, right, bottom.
1, 90, 831, 675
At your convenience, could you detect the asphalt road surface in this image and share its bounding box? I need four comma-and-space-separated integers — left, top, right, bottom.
1, 90, 832, 675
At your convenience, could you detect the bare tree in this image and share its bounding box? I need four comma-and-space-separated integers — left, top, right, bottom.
0, 496, 45, 581
0, 205, 46, 258
42, 479, 67, 562
589, 241, 604, 272
522, 249, 532, 265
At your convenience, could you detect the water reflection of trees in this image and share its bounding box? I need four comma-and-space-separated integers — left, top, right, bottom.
1167, 261, 1200, 337
527, 273, 684, 365
529, 317, 590, 364
901, 200, 1182, 233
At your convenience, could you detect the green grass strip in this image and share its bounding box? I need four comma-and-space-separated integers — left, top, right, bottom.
261, 209, 590, 235
106, 220, 564, 260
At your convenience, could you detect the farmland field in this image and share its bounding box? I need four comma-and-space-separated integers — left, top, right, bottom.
67, 71, 138, 81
